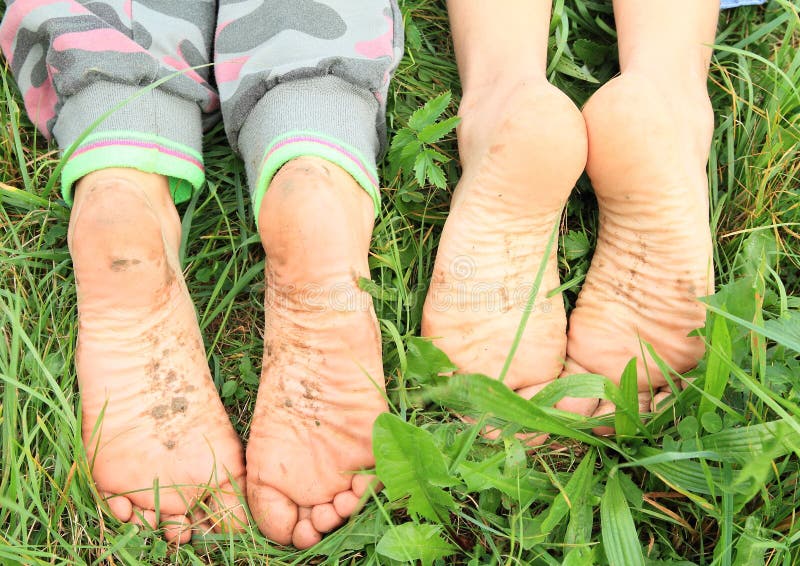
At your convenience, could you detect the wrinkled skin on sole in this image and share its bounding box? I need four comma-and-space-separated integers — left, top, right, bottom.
560, 74, 715, 427
422, 81, 587, 413
69, 169, 247, 544
246, 158, 387, 549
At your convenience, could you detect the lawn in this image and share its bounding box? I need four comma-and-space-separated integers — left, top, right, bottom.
1, 0, 799, 564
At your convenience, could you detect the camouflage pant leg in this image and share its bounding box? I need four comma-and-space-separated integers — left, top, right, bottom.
0, 1, 217, 203
214, 0, 404, 220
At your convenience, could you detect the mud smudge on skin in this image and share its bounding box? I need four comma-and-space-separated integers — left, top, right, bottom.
171, 396, 188, 414
151, 404, 169, 420
110, 258, 141, 271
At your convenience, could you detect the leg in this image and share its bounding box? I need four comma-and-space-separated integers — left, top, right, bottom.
421, 1, 587, 406
1, 0, 246, 542
215, 0, 403, 549
561, 0, 719, 426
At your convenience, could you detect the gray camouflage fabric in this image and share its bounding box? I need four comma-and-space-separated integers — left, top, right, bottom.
0, 0, 403, 210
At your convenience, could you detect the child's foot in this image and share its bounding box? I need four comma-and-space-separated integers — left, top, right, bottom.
421, 81, 587, 408
69, 169, 247, 543
561, 75, 715, 425
246, 158, 386, 549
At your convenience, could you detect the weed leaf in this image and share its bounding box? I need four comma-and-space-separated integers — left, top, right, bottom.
601, 472, 645, 566
406, 337, 457, 384
616, 358, 640, 437
373, 413, 458, 522
540, 449, 596, 537
426, 373, 601, 445
376, 523, 456, 566
699, 315, 732, 418
408, 91, 452, 130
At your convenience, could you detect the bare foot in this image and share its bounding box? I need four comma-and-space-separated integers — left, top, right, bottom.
68, 169, 246, 543
421, 81, 587, 408
246, 157, 386, 549
561, 74, 715, 426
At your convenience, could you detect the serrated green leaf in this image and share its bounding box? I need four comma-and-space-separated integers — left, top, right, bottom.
413, 151, 430, 187
426, 161, 447, 189
408, 91, 452, 131
373, 413, 458, 522
418, 116, 461, 144
376, 523, 456, 566
601, 473, 645, 566
554, 55, 599, 83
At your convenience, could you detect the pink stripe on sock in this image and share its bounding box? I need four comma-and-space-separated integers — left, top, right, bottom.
53, 29, 146, 53
73, 139, 203, 169
266, 136, 378, 187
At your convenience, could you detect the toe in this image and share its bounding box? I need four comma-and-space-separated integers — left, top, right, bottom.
554, 359, 601, 416
162, 514, 192, 544
352, 474, 381, 498
651, 388, 674, 412
292, 519, 322, 549
332, 490, 361, 518
130, 507, 157, 529
207, 479, 248, 533
591, 400, 617, 436
103, 492, 133, 522
189, 507, 214, 537
248, 483, 297, 545
311, 503, 345, 533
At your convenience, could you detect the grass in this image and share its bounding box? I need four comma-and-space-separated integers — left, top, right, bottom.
1, 0, 799, 564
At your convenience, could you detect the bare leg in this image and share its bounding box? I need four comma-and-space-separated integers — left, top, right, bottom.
561, 0, 719, 428
69, 169, 246, 543
421, 1, 588, 416
246, 158, 386, 549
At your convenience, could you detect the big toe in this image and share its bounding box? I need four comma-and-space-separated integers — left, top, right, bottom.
248, 483, 297, 546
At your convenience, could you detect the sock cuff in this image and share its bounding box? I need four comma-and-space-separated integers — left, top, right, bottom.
53, 81, 205, 204
238, 75, 382, 222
